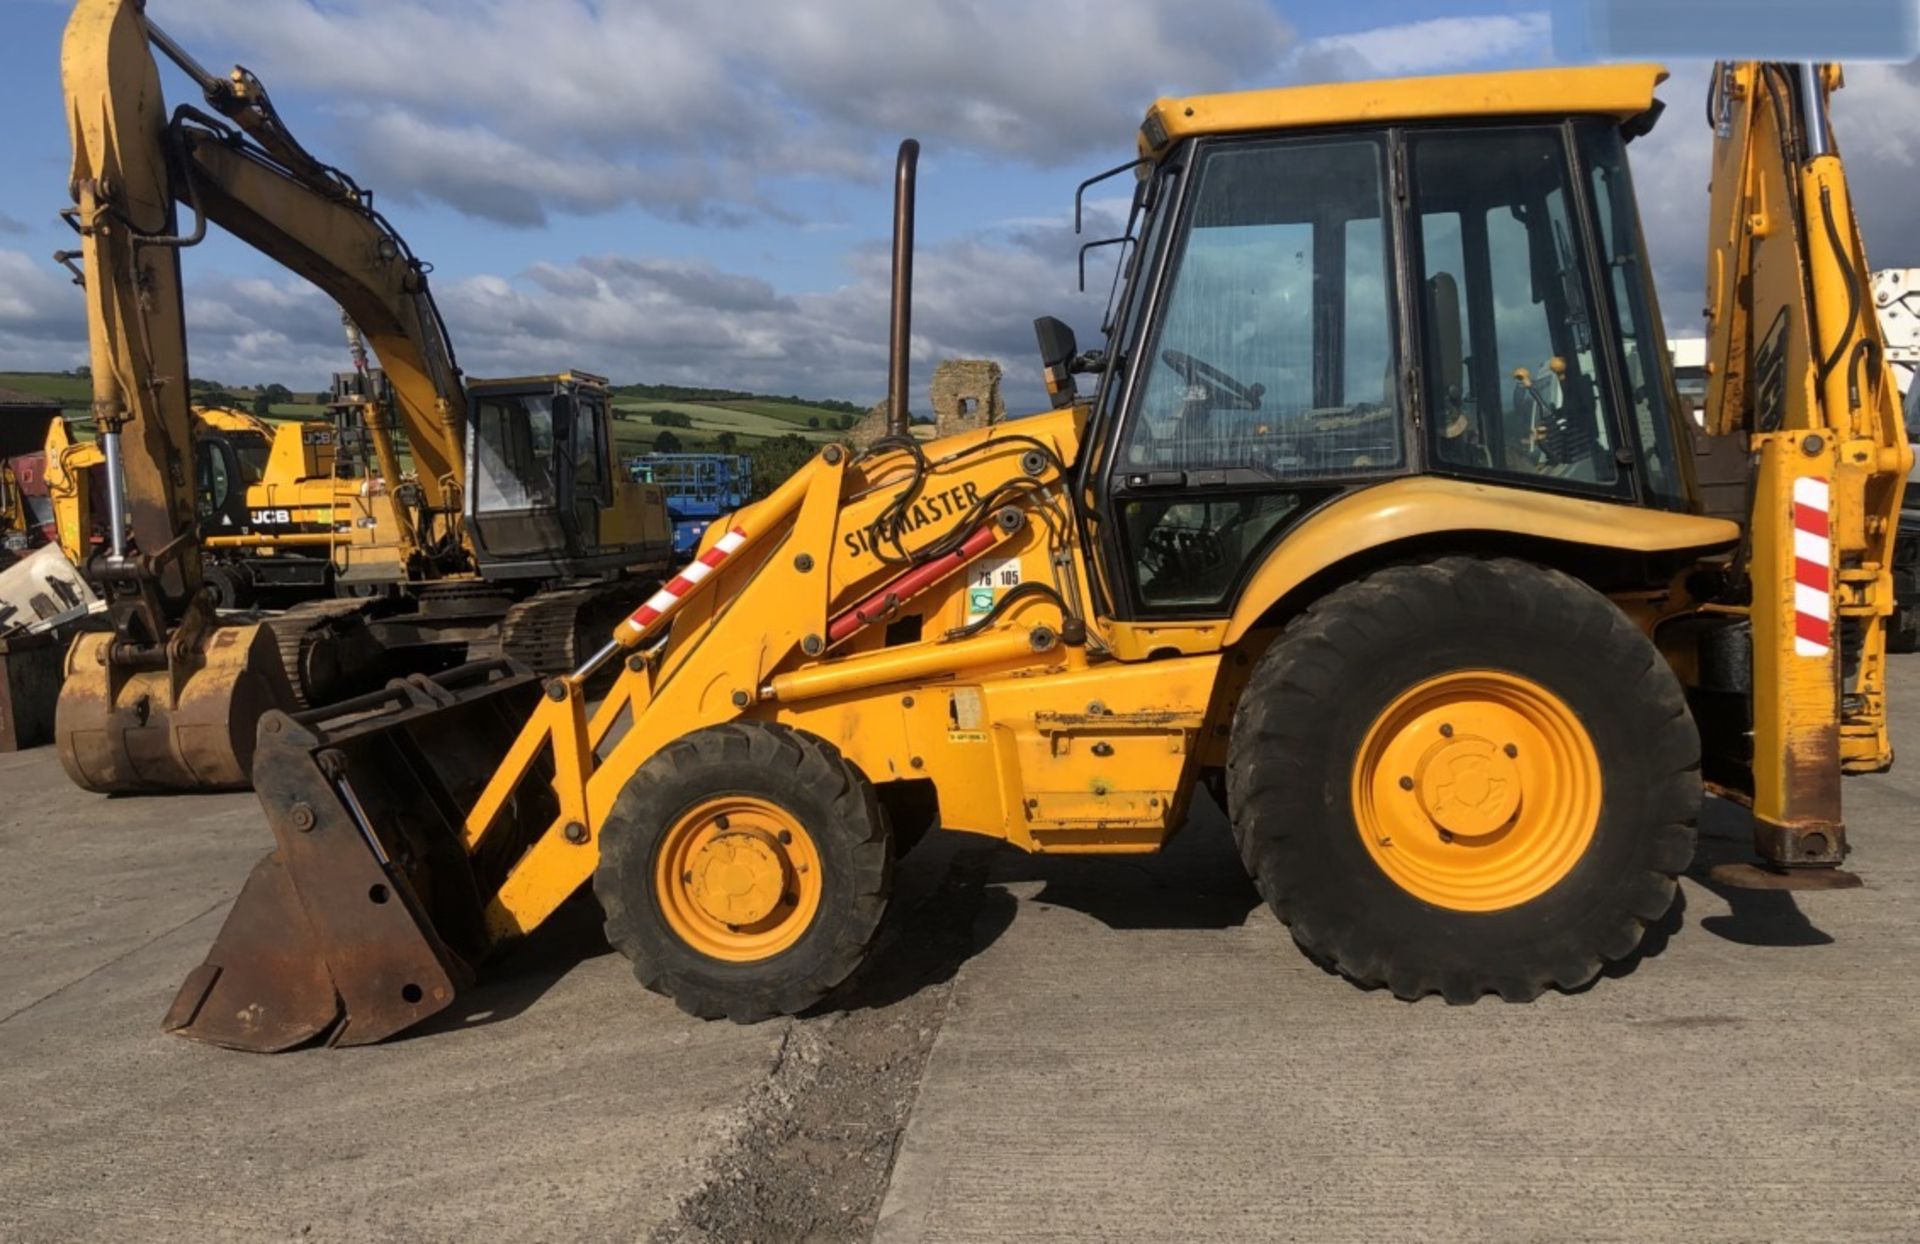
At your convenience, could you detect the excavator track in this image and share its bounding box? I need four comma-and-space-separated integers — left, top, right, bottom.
264, 597, 381, 710
497, 582, 659, 675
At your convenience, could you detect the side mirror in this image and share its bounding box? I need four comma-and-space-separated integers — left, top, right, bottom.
1034, 316, 1079, 410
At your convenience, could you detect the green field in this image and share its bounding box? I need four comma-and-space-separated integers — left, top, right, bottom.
692, 398, 858, 428
611, 400, 843, 447
0, 372, 93, 407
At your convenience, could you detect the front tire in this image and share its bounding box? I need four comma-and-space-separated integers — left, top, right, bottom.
596, 722, 892, 1021
1225, 556, 1698, 1003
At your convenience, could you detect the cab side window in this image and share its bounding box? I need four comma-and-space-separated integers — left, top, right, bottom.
1120, 137, 1401, 478
1411, 128, 1622, 492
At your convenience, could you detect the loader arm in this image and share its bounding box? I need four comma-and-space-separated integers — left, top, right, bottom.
1702, 62, 1911, 862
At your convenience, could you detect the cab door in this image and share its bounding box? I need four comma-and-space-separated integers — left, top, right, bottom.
1097, 132, 1410, 618
193, 435, 249, 536
560, 386, 612, 552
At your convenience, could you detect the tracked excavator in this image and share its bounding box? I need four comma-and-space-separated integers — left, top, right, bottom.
54, 0, 674, 793
162, 54, 1906, 1050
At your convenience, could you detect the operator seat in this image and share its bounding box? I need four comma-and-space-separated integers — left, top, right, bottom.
1425, 273, 1486, 467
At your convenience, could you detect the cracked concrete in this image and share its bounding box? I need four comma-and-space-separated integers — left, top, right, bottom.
6, 663, 1920, 1241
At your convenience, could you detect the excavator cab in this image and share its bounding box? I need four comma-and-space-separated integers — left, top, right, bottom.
466, 372, 670, 572
465, 373, 606, 562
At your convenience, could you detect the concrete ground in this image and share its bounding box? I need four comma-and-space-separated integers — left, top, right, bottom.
4, 665, 1920, 1241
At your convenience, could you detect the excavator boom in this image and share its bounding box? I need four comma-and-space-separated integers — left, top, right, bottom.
54, 0, 674, 791
56, 0, 291, 791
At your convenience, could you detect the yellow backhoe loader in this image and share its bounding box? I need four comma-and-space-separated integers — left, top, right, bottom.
54, 0, 675, 793
164, 55, 1906, 1051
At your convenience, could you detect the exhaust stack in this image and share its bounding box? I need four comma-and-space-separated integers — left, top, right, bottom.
887, 139, 919, 438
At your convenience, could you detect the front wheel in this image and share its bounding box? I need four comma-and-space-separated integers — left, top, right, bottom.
596, 722, 892, 1021
1226, 556, 1698, 1003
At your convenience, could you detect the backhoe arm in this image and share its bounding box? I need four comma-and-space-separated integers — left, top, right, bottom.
1703, 62, 1912, 864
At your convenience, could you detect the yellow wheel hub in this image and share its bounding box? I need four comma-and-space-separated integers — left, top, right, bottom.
655, 796, 822, 962
1352, 670, 1601, 912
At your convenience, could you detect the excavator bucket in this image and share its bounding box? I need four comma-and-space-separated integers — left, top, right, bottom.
55, 622, 293, 792
164, 660, 546, 1051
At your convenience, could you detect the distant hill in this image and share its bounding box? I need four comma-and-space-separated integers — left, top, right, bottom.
610, 382, 865, 416
0, 370, 872, 447
0, 372, 93, 409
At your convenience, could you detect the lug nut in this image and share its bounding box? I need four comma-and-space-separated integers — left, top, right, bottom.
778, 829, 792, 844
1439, 723, 1454, 738
1504, 743, 1518, 758
1398, 776, 1414, 791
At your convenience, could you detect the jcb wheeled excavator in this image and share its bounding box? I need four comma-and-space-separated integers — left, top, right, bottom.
166, 57, 1907, 1051
55, 0, 674, 793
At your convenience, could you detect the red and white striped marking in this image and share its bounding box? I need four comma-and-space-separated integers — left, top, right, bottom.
1792, 476, 1832, 658
622, 526, 749, 638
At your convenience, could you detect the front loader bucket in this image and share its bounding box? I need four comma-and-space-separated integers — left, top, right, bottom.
165, 660, 549, 1051
56, 624, 290, 792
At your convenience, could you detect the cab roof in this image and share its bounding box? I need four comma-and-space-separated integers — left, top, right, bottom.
1140, 64, 1667, 157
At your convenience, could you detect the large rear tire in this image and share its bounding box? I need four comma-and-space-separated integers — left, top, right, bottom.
596, 722, 892, 1021
1225, 556, 1698, 1003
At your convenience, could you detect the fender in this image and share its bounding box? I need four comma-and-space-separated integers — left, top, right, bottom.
1223, 475, 1741, 645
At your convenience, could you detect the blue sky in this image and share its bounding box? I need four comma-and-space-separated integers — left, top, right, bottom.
4, 0, 1918, 414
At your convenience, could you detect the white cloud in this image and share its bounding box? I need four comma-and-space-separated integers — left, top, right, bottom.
0, 194, 1119, 412
1624, 61, 1920, 339
1291, 13, 1552, 79
0, 250, 89, 372
163, 0, 1293, 226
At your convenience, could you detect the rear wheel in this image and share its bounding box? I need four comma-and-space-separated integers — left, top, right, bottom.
1226, 556, 1698, 1003
596, 722, 892, 1021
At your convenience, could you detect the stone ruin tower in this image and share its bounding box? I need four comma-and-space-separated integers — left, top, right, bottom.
848, 358, 1006, 449
929, 359, 1006, 438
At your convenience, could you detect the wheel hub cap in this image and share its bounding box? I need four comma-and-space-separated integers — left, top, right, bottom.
1416, 736, 1522, 838
689, 832, 785, 926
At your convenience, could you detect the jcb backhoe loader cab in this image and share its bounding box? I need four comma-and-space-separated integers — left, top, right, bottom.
190, 412, 271, 542
465, 373, 671, 573
172, 63, 1907, 1051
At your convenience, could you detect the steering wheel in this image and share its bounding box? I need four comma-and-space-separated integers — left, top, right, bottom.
1161, 349, 1264, 411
